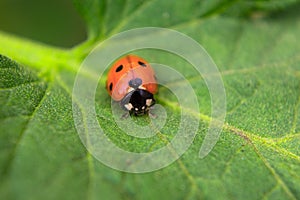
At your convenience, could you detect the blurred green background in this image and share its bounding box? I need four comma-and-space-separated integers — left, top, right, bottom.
0, 0, 86, 47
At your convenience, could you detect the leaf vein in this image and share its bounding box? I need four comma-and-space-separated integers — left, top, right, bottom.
1, 81, 49, 177
220, 145, 245, 178
223, 125, 298, 199
251, 143, 297, 199
262, 183, 280, 200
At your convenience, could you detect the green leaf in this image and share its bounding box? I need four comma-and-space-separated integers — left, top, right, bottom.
1, 1, 300, 200
74, 0, 300, 39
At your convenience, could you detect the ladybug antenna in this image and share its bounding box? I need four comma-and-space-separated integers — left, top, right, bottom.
128, 78, 142, 89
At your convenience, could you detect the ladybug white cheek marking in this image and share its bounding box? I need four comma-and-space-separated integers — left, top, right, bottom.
146, 99, 153, 107
129, 78, 142, 89
138, 86, 146, 90
124, 103, 133, 111
127, 87, 135, 93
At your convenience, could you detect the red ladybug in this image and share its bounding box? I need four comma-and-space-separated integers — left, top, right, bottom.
106, 55, 158, 115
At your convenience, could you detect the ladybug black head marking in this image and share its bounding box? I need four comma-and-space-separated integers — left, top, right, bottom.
121, 88, 155, 116
128, 78, 142, 89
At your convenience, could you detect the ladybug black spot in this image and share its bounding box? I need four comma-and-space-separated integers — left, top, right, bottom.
138, 61, 147, 67
109, 82, 113, 91
116, 65, 123, 72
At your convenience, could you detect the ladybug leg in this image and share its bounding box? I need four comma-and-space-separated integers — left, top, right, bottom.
148, 106, 157, 119
121, 112, 130, 119
149, 111, 157, 119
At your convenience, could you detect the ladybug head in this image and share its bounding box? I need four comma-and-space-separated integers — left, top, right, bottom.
121, 88, 155, 116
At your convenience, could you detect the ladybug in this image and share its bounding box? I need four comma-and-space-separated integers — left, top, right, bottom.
106, 55, 158, 116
